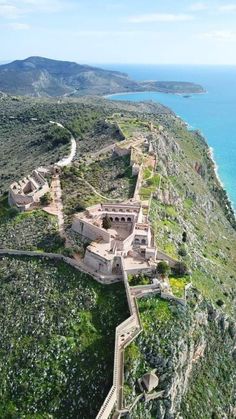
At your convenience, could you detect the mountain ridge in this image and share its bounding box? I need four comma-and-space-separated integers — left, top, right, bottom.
0, 56, 205, 97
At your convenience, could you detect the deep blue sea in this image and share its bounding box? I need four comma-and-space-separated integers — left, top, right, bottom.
104, 65, 236, 208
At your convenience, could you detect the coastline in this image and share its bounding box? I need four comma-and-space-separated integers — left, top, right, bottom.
208, 146, 224, 189
106, 90, 235, 213
105, 90, 206, 99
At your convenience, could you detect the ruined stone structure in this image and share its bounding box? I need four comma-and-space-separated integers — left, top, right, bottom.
8, 169, 50, 211
72, 202, 157, 276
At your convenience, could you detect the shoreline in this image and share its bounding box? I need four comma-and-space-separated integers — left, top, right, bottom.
207, 146, 225, 189
105, 90, 207, 99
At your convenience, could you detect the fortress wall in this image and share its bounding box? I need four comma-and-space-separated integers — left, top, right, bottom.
72, 219, 111, 243
133, 164, 143, 201
84, 249, 113, 274
8, 190, 34, 206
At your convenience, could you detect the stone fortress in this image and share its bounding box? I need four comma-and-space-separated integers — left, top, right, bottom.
72, 202, 157, 277
72, 128, 160, 280
8, 169, 50, 211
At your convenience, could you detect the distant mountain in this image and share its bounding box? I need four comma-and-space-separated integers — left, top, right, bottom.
0, 56, 205, 97
0, 56, 141, 97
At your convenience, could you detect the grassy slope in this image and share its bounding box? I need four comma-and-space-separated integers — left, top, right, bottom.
61, 155, 136, 225
0, 195, 63, 252
0, 256, 129, 418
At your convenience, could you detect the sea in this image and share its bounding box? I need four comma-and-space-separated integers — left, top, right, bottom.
103, 65, 236, 209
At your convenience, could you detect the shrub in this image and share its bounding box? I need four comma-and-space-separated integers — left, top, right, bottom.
40, 192, 52, 206
102, 215, 112, 230
156, 261, 170, 276
178, 245, 188, 257
172, 261, 189, 276
182, 231, 187, 243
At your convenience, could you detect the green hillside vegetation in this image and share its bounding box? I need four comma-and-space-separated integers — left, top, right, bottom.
0, 256, 129, 418
124, 292, 235, 419
61, 154, 136, 224
0, 196, 63, 252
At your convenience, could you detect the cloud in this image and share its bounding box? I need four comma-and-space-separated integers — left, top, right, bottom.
200, 30, 236, 41
218, 4, 236, 12
0, 3, 21, 19
0, 0, 69, 19
7, 22, 30, 30
127, 13, 194, 23
189, 2, 208, 11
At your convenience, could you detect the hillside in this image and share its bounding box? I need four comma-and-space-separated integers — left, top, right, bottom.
0, 95, 235, 418
0, 57, 205, 97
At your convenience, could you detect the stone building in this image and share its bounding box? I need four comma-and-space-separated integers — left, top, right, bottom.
72, 202, 157, 276
8, 169, 50, 211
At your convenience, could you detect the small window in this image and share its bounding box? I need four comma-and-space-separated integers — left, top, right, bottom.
121, 217, 125, 222
127, 217, 132, 222
115, 217, 119, 222
141, 239, 146, 245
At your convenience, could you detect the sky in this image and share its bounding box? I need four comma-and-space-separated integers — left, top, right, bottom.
1, 0, 236, 65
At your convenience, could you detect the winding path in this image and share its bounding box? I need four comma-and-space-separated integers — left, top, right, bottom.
76, 177, 122, 202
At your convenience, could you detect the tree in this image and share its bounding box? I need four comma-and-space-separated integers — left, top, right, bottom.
102, 215, 112, 230
172, 261, 189, 276
182, 231, 187, 243
156, 261, 170, 277
178, 245, 187, 257
40, 192, 52, 206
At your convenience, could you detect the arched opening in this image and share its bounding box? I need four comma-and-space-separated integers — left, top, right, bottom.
127, 217, 132, 222
134, 238, 140, 244
115, 217, 119, 222
141, 239, 146, 245
121, 217, 125, 222
110, 217, 113, 222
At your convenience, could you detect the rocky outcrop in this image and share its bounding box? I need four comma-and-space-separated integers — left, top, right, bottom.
125, 288, 236, 419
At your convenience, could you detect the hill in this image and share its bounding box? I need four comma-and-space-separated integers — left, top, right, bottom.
0, 94, 234, 418
0, 57, 205, 97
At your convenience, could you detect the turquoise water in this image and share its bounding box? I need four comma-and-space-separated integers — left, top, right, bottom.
105, 65, 236, 208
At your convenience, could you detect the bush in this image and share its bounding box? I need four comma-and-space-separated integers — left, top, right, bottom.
182, 231, 187, 243
40, 192, 52, 206
156, 261, 170, 276
178, 245, 188, 257
102, 215, 112, 230
62, 247, 75, 257
172, 261, 189, 276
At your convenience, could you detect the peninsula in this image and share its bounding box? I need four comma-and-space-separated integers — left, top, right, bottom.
0, 57, 205, 97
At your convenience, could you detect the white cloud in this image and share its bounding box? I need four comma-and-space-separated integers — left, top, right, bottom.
0, 0, 69, 19
218, 4, 236, 12
0, 3, 21, 19
189, 2, 208, 11
200, 30, 236, 41
7, 22, 30, 30
127, 13, 194, 23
